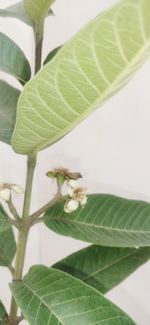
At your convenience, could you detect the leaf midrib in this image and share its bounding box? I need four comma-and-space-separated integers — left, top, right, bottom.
82, 249, 144, 281
47, 216, 150, 234
17, 280, 64, 325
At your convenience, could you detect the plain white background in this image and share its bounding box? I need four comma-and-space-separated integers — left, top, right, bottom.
0, 0, 150, 324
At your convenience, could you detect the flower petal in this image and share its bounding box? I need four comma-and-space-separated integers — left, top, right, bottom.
68, 180, 78, 188
80, 196, 87, 206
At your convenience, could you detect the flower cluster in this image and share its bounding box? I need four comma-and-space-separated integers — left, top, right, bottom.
0, 183, 23, 202
46, 167, 87, 214
64, 180, 87, 213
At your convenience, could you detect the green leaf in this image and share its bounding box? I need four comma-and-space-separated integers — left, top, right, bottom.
0, 2, 53, 26
0, 301, 8, 325
0, 205, 11, 233
24, 0, 55, 24
12, 0, 150, 154
0, 81, 20, 144
54, 245, 150, 294
0, 205, 16, 267
10, 265, 135, 324
44, 45, 62, 65
45, 194, 150, 247
0, 32, 31, 84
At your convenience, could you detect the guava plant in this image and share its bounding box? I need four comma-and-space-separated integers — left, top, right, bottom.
0, 0, 150, 324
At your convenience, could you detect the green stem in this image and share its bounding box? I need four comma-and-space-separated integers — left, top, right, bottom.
7, 197, 20, 222
9, 154, 37, 324
34, 22, 44, 73
30, 194, 68, 225
9, 19, 44, 324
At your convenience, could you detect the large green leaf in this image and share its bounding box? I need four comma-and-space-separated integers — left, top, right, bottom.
45, 194, 150, 247
24, 0, 54, 24
0, 32, 31, 84
0, 2, 53, 26
0, 81, 20, 144
0, 205, 16, 267
10, 265, 134, 324
54, 245, 150, 294
0, 301, 8, 325
12, 0, 150, 154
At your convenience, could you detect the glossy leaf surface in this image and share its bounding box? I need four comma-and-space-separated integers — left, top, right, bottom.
45, 194, 150, 247
54, 245, 150, 293
10, 265, 135, 324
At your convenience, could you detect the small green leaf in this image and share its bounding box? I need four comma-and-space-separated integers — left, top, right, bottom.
0, 81, 20, 144
0, 301, 8, 325
0, 205, 16, 267
0, 32, 31, 84
45, 194, 150, 247
54, 245, 150, 294
24, 0, 55, 24
0, 2, 53, 26
44, 45, 62, 65
10, 265, 135, 324
12, 0, 150, 154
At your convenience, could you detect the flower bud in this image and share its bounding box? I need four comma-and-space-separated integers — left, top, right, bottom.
0, 188, 11, 201
64, 199, 78, 213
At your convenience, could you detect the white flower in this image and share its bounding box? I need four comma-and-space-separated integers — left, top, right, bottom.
67, 180, 78, 197
64, 199, 79, 213
0, 183, 23, 202
80, 196, 87, 206
65, 183, 87, 213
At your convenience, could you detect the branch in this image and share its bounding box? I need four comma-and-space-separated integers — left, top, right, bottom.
7, 197, 20, 221
8, 216, 20, 229
30, 194, 68, 225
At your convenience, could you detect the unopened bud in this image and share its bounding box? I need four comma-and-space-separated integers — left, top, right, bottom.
64, 199, 78, 213
0, 189, 11, 202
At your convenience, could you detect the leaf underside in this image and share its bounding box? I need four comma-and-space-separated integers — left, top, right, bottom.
10, 265, 135, 324
12, 0, 150, 154
0, 2, 53, 26
45, 194, 150, 247
24, 0, 54, 23
53, 245, 150, 294
0, 81, 20, 144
